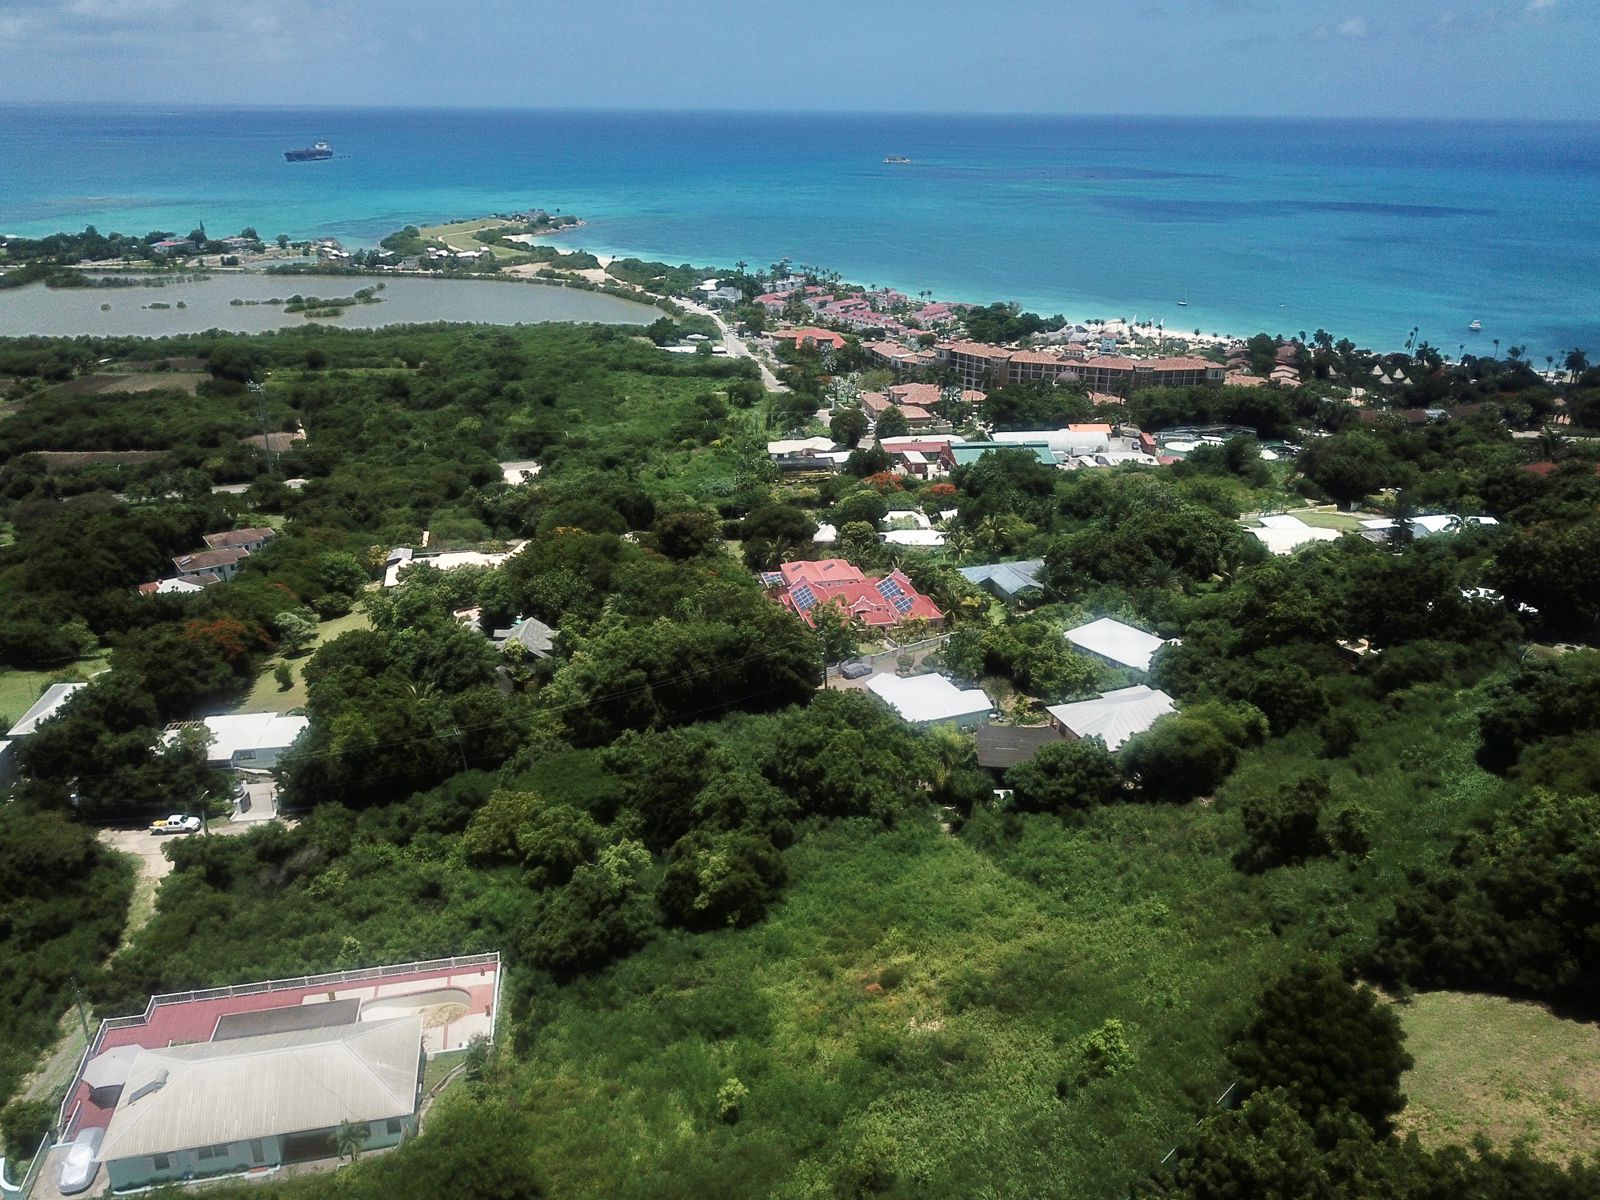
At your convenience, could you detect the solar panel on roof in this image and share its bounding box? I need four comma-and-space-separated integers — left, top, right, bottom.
893, 595, 914, 615
792, 584, 818, 611
876, 577, 906, 602
760, 572, 784, 587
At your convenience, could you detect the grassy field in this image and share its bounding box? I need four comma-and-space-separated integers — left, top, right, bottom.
503, 685, 1508, 1200
233, 609, 372, 712
1395, 991, 1600, 1159
420, 218, 537, 264
0, 657, 108, 730
35, 372, 205, 400
1294, 509, 1367, 531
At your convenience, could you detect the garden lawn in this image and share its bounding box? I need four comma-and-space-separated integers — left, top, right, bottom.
233, 609, 372, 712
0, 657, 107, 730
1395, 991, 1600, 1159
1292, 510, 1366, 531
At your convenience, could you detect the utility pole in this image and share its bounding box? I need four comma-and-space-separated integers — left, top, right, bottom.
248, 379, 274, 474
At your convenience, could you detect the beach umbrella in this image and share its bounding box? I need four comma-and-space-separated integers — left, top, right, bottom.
81, 1045, 140, 1090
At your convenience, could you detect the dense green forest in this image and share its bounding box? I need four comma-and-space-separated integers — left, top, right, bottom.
1, 309, 1598, 1197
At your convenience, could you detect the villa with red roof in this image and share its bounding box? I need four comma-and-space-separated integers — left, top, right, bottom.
779, 327, 847, 351
763, 560, 945, 629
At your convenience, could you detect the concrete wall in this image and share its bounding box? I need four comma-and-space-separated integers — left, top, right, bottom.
107, 1134, 276, 1191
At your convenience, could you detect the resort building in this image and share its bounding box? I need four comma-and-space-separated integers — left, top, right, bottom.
931, 342, 1228, 393
777, 327, 847, 352
935, 342, 1015, 390
864, 341, 937, 373
861, 390, 938, 430
867, 673, 993, 730
762, 560, 944, 629
885, 382, 986, 409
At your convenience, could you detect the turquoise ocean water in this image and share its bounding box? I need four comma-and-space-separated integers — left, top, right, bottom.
1, 106, 1596, 354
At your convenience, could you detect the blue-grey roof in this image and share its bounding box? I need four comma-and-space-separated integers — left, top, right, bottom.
957, 560, 1047, 600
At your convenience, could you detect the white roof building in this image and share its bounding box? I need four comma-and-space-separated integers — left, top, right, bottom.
383, 542, 526, 588
1064, 617, 1169, 673
1047, 685, 1175, 751
165, 712, 309, 768
992, 428, 1111, 455
98, 1015, 423, 1166
880, 529, 948, 547
7, 682, 87, 737
767, 437, 837, 457
866, 673, 992, 728
1357, 514, 1502, 540
1247, 515, 1343, 555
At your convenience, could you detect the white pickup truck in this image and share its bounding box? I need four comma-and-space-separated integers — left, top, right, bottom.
149, 814, 202, 836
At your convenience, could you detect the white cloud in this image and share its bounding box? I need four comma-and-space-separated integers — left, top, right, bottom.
1527, 0, 1558, 10
1338, 16, 1370, 38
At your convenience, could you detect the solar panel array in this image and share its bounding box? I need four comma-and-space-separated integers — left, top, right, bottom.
792, 584, 819, 611
893, 595, 914, 615
760, 572, 785, 588
875, 576, 906, 603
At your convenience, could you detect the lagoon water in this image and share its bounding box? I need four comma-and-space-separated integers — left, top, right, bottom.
0, 274, 658, 337
2, 106, 1598, 353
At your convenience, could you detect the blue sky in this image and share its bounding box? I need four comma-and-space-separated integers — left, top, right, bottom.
1, 0, 1595, 117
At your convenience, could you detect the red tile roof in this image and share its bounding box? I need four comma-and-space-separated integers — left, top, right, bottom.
769, 563, 943, 628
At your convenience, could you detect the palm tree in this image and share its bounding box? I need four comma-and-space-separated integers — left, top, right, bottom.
1536, 429, 1566, 463
1566, 348, 1590, 383
1389, 490, 1418, 546
335, 1120, 370, 1163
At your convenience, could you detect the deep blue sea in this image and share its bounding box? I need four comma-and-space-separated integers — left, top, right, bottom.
2, 106, 1597, 354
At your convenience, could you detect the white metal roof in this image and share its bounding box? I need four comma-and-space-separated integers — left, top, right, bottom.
881, 529, 947, 547
1248, 525, 1342, 555
993, 428, 1110, 454
165, 713, 309, 764
1064, 617, 1167, 672
6, 682, 86, 737
1047, 685, 1175, 751
867, 673, 992, 725
99, 1015, 423, 1163
767, 437, 837, 456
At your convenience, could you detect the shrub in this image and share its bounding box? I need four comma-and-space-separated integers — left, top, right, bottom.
1227, 961, 1412, 1136
716, 1076, 749, 1124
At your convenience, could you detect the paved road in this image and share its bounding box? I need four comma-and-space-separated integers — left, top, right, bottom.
680, 301, 787, 392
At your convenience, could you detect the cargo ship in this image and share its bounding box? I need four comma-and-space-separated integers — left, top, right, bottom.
284, 140, 333, 162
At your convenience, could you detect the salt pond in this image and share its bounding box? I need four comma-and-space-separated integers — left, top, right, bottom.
0, 273, 660, 336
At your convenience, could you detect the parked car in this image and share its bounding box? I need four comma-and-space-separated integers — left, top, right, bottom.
839, 661, 873, 680
59, 1126, 103, 1196
149, 814, 202, 836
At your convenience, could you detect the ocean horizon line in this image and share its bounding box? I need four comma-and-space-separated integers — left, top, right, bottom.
2, 100, 1597, 127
